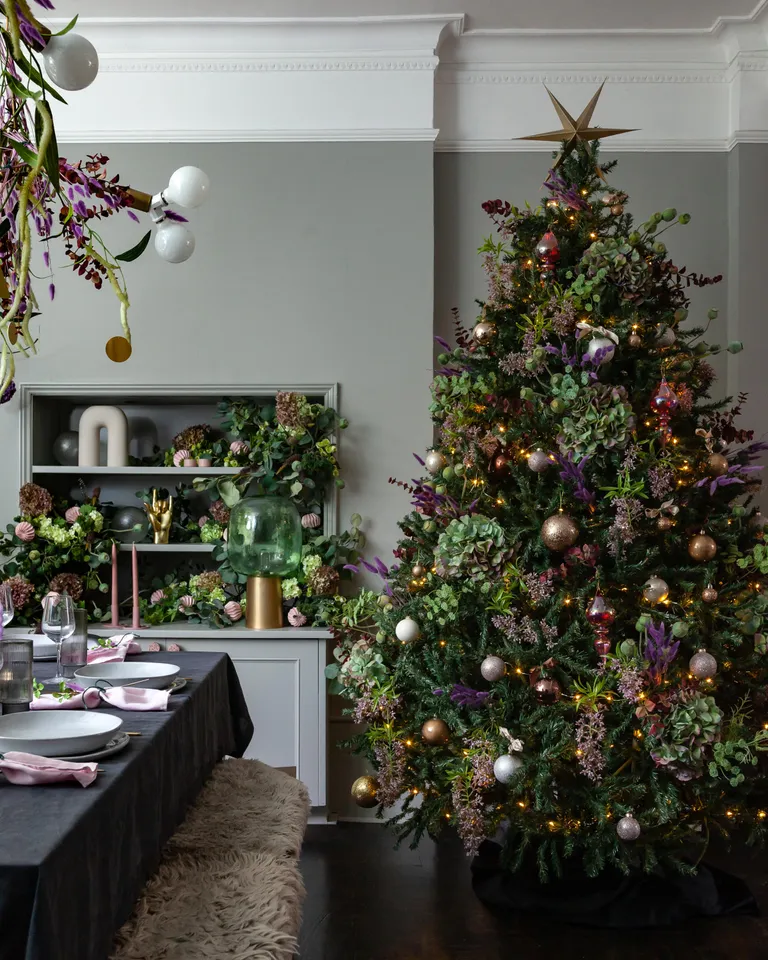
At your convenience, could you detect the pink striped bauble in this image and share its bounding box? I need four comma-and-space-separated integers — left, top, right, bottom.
150, 589, 166, 604
173, 449, 191, 467
229, 440, 250, 455
167, 642, 181, 653
64, 506, 81, 523
288, 607, 307, 627
198, 515, 209, 527
148, 641, 161, 653
301, 513, 321, 529
224, 600, 243, 622
14, 521, 35, 542
178, 594, 195, 611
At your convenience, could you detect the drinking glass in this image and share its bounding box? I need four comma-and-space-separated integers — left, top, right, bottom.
0, 582, 14, 628
60, 608, 88, 679
41, 593, 76, 685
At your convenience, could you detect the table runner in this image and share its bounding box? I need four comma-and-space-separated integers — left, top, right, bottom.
0, 652, 253, 960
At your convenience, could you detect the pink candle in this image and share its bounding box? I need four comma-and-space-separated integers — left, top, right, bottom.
132, 544, 140, 629
110, 542, 119, 627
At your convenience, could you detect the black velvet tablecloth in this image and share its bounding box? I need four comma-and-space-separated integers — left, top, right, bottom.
0, 652, 254, 960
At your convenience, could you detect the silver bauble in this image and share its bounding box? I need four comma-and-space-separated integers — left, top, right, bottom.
616, 813, 641, 841
480, 655, 506, 682
750, 512, 767, 533
689, 648, 718, 680
642, 575, 669, 604
53, 430, 79, 466
527, 450, 552, 473
493, 753, 523, 784
585, 336, 615, 365
424, 451, 447, 475
655, 325, 676, 347
112, 506, 150, 543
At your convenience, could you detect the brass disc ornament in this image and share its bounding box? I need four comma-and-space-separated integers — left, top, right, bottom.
105, 336, 132, 363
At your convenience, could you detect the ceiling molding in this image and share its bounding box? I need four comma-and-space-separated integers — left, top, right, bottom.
46, 13, 768, 148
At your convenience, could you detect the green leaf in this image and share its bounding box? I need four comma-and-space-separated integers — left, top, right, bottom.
218, 479, 240, 508
3, 33, 68, 104
52, 15, 79, 37
115, 230, 152, 263
35, 102, 59, 191
7, 74, 39, 100
290, 480, 303, 496
1, 134, 37, 167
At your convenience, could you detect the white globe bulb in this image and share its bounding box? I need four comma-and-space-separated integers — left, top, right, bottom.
395, 617, 420, 644
43, 34, 99, 91
154, 223, 196, 264
164, 166, 210, 209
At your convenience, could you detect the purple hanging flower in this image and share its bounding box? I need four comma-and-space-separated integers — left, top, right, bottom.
644, 621, 679, 683
449, 685, 491, 708
544, 171, 591, 211
554, 451, 595, 506
0, 381, 16, 404
695, 464, 762, 496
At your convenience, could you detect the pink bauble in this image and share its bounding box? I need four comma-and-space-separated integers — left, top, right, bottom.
178, 594, 195, 611
173, 449, 191, 467
14, 521, 35, 542
288, 607, 307, 627
167, 642, 181, 653
229, 440, 250, 455
64, 506, 80, 524
198, 515, 209, 528
148, 641, 161, 653
224, 600, 243, 622
301, 513, 321, 529
150, 589, 166, 604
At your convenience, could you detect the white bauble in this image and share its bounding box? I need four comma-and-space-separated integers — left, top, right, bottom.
424, 451, 447, 475
395, 616, 420, 644
655, 325, 676, 347
585, 336, 615, 365
493, 753, 523, 784
642, 575, 669, 604
154, 223, 196, 263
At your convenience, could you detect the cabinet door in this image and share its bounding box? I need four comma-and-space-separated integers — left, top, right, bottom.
171, 638, 326, 805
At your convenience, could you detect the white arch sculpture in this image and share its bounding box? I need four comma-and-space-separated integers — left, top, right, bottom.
78, 405, 129, 467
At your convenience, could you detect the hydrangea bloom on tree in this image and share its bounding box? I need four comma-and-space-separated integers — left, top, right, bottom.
328, 139, 768, 880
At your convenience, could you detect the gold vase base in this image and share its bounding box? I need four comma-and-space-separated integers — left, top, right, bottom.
245, 576, 283, 629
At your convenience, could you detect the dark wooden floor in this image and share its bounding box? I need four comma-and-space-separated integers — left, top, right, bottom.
299, 823, 768, 960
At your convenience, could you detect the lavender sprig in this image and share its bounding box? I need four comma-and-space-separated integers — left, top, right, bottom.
644, 621, 679, 683
554, 451, 595, 506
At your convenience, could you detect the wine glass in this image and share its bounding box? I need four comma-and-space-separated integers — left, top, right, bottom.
41, 593, 75, 685
0, 582, 14, 628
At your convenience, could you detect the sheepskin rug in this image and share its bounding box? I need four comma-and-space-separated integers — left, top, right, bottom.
111, 759, 310, 960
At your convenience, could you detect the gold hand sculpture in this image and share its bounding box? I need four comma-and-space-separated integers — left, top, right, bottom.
144, 489, 173, 544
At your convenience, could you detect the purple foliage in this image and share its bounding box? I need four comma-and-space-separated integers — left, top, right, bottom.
449, 685, 491, 708
644, 621, 679, 683
554, 451, 595, 506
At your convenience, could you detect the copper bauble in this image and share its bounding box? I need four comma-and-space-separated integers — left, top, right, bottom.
657, 516, 674, 532
628, 333, 641, 349
422, 718, 451, 745
688, 533, 717, 562
689, 648, 718, 680
707, 453, 729, 477
532, 676, 562, 705
610, 203, 624, 216
527, 450, 552, 473
702, 585, 718, 604
411, 564, 426, 579
472, 321, 497, 345
351, 775, 380, 808
541, 513, 579, 551
492, 453, 510, 475
480, 655, 506, 682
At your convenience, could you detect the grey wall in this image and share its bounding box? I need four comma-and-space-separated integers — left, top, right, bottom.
434, 152, 730, 389
0, 142, 434, 559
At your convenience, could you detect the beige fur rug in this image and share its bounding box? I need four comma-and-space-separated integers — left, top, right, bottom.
111, 759, 310, 960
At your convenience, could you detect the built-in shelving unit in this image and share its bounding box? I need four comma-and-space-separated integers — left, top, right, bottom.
116, 543, 214, 553
31, 466, 244, 476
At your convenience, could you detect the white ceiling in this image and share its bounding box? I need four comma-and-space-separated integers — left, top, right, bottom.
51, 0, 758, 32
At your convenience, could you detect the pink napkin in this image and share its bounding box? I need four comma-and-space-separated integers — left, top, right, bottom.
32, 685, 169, 711
87, 634, 142, 663
0, 751, 97, 787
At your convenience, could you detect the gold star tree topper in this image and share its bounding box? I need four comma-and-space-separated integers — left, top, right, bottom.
518, 82, 635, 176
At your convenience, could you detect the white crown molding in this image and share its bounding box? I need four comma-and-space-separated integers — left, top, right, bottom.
45, 11, 768, 149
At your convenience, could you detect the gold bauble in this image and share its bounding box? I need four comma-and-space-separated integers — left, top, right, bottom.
472, 321, 497, 345
541, 512, 580, 551
657, 516, 674, 532
707, 453, 729, 478
351, 775, 380, 808
702, 585, 718, 603
628, 333, 641, 349
422, 718, 451, 745
411, 564, 426, 579
688, 533, 717, 562
611, 203, 624, 216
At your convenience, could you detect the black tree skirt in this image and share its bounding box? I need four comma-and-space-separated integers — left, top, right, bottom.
471, 839, 759, 928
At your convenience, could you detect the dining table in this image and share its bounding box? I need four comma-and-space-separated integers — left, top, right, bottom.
0, 650, 254, 960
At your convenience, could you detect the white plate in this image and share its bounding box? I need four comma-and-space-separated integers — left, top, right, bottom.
56, 732, 131, 763
0, 711, 123, 757
74, 661, 180, 690
32, 637, 57, 660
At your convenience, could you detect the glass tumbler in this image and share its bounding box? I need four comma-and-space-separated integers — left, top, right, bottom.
60, 608, 89, 679
0, 640, 33, 713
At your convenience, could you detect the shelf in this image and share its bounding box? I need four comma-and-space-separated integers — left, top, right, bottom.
5, 624, 333, 641
117, 543, 214, 553
32, 466, 242, 476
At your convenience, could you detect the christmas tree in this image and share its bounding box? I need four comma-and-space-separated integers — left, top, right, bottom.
327, 98, 768, 880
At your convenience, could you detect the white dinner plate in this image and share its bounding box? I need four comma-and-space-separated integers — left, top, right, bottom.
74, 661, 180, 690
0, 711, 123, 757
32, 637, 57, 660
